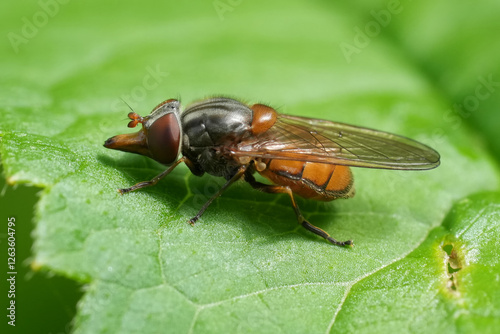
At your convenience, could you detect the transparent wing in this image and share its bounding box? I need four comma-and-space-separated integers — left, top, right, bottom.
233, 114, 440, 170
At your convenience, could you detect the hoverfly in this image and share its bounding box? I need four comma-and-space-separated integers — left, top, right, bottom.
104, 97, 440, 246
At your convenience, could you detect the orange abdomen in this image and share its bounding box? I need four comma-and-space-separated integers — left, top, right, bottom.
258, 159, 355, 201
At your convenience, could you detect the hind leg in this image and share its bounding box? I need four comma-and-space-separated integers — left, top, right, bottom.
244, 172, 352, 246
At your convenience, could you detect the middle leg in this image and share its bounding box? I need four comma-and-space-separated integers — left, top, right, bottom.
188, 164, 249, 225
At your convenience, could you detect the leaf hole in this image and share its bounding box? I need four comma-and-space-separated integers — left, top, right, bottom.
447, 262, 461, 274
448, 276, 457, 291
442, 243, 462, 295
442, 244, 453, 255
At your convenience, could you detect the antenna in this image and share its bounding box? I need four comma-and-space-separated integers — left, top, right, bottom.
120, 98, 135, 113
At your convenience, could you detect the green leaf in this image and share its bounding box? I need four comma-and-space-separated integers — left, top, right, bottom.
332, 192, 500, 333
1, 1, 499, 333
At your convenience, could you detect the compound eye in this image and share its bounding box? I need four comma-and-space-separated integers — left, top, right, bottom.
147, 113, 181, 165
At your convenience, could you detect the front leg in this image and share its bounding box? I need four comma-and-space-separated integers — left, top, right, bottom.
119, 157, 187, 194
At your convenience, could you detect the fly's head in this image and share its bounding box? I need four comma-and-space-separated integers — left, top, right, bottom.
104, 99, 182, 165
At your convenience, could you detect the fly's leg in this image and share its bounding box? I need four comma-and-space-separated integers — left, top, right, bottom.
119, 157, 186, 194
188, 164, 248, 225
244, 172, 353, 247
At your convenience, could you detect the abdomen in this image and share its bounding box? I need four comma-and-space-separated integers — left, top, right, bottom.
258, 159, 355, 201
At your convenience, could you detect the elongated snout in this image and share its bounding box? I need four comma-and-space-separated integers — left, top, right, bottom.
104, 130, 151, 157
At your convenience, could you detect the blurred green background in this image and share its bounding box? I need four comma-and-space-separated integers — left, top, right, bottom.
1, 0, 500, 333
